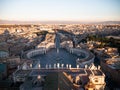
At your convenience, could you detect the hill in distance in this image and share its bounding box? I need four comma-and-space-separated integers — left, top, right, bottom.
0, 20, 120, 24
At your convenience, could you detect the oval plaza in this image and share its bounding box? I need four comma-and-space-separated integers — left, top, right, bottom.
13, 32, 105, 90
13, 31, 106, 90
25, 32, 95, 69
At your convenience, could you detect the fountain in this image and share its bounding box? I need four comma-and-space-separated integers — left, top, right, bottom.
22, 62, 28, 70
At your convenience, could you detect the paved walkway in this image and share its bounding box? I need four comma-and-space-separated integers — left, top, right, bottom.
31, 48, 79, 68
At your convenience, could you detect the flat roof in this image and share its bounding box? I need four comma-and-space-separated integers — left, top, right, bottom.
15, 70, 31, 76
92, 70, 103, 76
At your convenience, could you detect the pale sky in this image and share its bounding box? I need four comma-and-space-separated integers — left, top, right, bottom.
0, 0, 120, 22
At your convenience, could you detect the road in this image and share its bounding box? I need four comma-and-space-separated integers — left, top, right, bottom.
29, 68, 87, 76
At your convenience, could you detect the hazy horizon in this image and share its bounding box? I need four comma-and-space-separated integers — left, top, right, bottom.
0, 0, 120, 22
1, 19, 120, 24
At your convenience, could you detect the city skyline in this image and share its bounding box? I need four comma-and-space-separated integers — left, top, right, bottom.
0, 0, 120, 22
